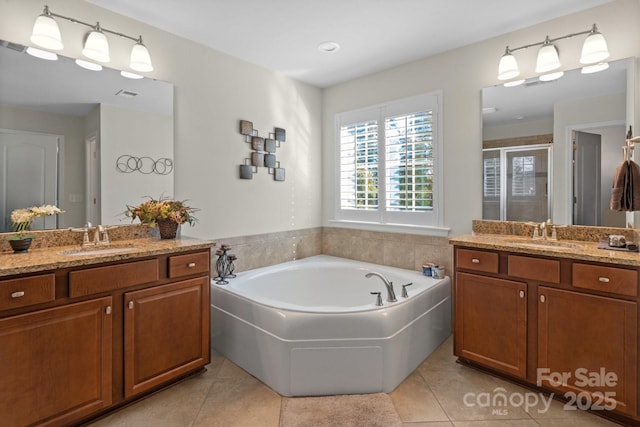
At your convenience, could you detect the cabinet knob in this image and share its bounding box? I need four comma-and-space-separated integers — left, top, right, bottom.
105, 306, 112, 315
519, 290, 525, 298
10, 291, 25, 298
598, 277, 610, 283
128, 301, 134, 309
540, 295, 546, 303
471, 258, 480, 264
188, 262, 196, 268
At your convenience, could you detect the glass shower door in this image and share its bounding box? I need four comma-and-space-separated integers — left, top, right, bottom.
483, 145, 551, 222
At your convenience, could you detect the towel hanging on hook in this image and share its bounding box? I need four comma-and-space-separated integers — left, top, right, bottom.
611, 126, 640, 211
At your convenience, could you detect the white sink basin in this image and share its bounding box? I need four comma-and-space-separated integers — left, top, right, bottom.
59, 245, 136, 256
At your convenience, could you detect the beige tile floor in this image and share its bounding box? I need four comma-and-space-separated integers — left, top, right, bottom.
87, 336, 621, 426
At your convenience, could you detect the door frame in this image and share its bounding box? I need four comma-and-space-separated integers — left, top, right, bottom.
564, 120, 626, 225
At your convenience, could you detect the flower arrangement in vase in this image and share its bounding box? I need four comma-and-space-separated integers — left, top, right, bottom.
7, 204, 64, 252
125, 196, 198, 239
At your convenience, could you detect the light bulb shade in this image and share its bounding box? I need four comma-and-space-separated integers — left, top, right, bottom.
581, 62, 609, 74
30, 14, 63, 50
580, 32, 610, 64
83, 29, 110, 63
130, 42, 153, 72
536, 44, 561, 73
75, 59, 103, 71
498, 53, 520, 80
26, 46, 58, 61
539, 71, 564, 82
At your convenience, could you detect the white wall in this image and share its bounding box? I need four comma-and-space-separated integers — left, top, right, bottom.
553, 92, 626, 224
483, 118, 554, 141
2, 1, 639, 240
0, 105, 85, 227
0, 0, 323, 240
99, 104, 173, 224
322, 0, 640, 236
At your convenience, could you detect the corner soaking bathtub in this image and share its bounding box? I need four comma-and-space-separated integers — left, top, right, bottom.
211, 255, 451, 396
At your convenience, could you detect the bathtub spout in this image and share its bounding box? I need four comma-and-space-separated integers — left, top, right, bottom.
365, 272, 398, 302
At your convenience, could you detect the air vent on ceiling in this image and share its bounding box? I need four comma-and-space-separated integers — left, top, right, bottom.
115, 89, 138, 99
1, 40, 26, 52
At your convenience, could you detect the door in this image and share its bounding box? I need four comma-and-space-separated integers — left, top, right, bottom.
455, 272, 527, 378
0, 129, 59, 232
85, 134, 100, 225
538, 287, 637, 416
0, 297, 112, 427
573, 130, 601, 225
124, 277, 209, 398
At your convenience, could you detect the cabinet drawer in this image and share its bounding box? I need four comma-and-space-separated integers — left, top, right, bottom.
456, 248, 499, 273
508, 255, 560, 283
572, 263, 638, 297
69, 259, 159, 297
168, 251, 209, 279
0, 273, 55, 310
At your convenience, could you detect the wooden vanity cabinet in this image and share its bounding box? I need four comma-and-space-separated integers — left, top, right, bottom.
0, 296, 113, 427
455, 271, 527, 379
453, 245, 640, 421
0, 247, 211, 427
538, 286, 637, 416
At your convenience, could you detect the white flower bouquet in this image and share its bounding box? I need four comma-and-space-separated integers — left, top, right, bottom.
10, 204, 64, 238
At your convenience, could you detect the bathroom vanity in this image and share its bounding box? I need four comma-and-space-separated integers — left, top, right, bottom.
0, 236, 213, 426
451, 227, 640, 423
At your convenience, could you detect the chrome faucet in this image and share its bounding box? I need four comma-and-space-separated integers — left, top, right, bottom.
365, 272, 397, 302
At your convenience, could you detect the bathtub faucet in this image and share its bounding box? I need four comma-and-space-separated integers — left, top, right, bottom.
365, 272, 398, 302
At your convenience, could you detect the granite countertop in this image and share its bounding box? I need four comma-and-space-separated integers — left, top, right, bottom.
0, 237, 216, 277
450, 233, 640, 267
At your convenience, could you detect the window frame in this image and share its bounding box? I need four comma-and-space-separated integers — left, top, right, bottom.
333, 91, 444, 231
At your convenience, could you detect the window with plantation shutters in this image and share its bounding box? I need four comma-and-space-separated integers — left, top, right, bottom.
335, 92, 443, 229
483, 156, 500, 198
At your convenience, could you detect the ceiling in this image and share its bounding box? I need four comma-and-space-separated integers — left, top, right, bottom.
87, 0, 613, 88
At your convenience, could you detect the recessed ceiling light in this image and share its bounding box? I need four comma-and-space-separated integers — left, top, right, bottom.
482, 107, 497, 115
513, 115, 525, 120
503, 79, 525, 87
318, 41, 340, 53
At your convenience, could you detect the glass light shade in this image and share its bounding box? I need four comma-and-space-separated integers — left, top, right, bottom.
503, 79, 525, 88
580, 32, 610, 64
581, 62, 609, 74
121, 70, 144, 79
30, 14, 63, 50
535, 44, 560, 73
498, 53, 519, 80
75, 59, 102, 71
129, 42, 153, 72
539, 71, 564, 82
83, 29, 110, 63
26, 46, 58, 61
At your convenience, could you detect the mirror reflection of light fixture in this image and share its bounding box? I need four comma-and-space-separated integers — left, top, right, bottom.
497, 23, 610, 86
26, 46, 58, 61
75, 59, 103, 71
29, 5, 153, 73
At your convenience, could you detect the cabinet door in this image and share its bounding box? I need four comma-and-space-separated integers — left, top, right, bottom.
455, 272, 527, 378
0, 297, 113, 427
538, 286, 637, 416
124, 277, 210, 398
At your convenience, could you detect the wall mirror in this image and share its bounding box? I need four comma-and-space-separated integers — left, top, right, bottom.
0, 39, 174, 232
482, 57, 632, 227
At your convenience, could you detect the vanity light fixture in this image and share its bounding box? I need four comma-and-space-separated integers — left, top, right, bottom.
498, 23, 610, 86
29, 5, 153, 72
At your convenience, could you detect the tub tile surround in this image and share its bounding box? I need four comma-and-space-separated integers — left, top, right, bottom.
212, 226, 453, 277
